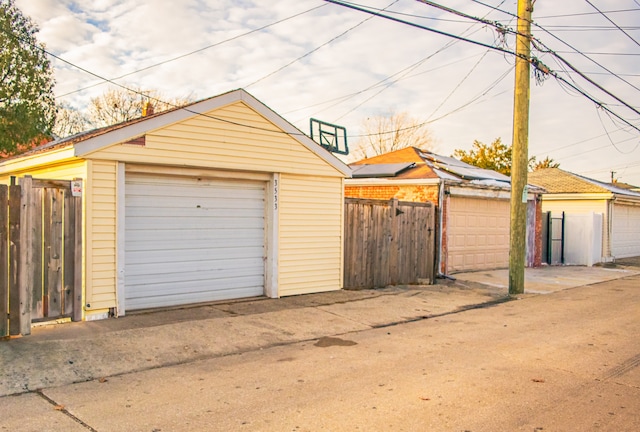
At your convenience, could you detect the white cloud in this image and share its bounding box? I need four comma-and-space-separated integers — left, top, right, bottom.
13, 0, 640, 184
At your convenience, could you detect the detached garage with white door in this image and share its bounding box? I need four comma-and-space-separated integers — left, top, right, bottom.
0, 89, 350, 320
529, 168, 640, 263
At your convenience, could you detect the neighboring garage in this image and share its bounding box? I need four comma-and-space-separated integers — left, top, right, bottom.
611, 203, 640, 258
0, 89, 351, 321
529, 168, 640, 263
346, 147, 541, 275
447, 195, 510, 272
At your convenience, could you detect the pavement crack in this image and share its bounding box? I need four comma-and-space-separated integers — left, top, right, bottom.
36, 390, 98, 432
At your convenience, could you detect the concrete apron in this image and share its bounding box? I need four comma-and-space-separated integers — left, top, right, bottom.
452, 264, 640, 295
1, 264, 638, 397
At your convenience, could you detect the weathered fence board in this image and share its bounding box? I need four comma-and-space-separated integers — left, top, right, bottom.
1, 177, 83, 337
9, 183, 22, 335
344, 198, 435, 289
0, 186, 8, 337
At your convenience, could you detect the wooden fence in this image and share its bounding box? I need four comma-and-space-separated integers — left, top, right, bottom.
1, 176, 82, 338
344, 198, 436, 289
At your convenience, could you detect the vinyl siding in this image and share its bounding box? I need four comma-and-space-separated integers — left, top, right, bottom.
0, 159, 86, 182
278, 174, 343, 296
84, 160, 117, 314
87, 102, 343, 178
541, 199, 610, 258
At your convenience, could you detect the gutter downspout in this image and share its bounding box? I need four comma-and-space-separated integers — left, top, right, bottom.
437, 180, 455, 280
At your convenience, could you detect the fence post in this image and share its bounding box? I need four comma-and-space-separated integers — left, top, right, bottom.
72, 179, 83, 322
18, 176, 33, 335
8, 183, 22, 335
1, 186, 8, 337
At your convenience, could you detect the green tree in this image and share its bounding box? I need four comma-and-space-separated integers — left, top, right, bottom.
0, 0, 55, 155
529, 155, 560, 171
453, 138, 512, 175
453, 138, 559, 176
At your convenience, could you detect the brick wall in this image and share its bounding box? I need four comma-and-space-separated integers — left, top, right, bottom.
345, 184, 439, 205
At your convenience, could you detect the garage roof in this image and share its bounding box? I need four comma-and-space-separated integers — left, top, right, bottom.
1, 89, 351, 177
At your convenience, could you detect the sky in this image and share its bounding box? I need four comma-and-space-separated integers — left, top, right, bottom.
15, 0, 640, 185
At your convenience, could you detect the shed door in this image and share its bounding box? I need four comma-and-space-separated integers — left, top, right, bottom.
447, 196, 510, 273
611, 203, 640, 258
125, 173, 265, 310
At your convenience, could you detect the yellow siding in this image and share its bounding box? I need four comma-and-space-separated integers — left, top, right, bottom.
0, 159, 86, 182
84, 160, 117, 313
278, 174, 344, 296
86, 102, 343, 178
541, 199, 607, 215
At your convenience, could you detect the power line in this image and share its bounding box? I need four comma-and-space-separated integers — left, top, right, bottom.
535, 8, 640, 19
414, 1, 640, 120
245, 1, 399, 88
323, 0, 522, 58
325, 0, 640, 134
56, 4, 327, 98
585, 0, 640, 48
471, 0, 640, 93
327, 0, 508, 125
0, 28, 312, 138
470, 0, 640, 98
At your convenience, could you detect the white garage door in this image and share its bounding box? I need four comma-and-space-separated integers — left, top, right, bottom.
447, 196, 510, 273
611, 203, 640, 259
125, 173, 265, 310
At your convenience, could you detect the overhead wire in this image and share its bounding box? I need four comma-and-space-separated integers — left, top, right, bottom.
56, 4, 328, 98
245, 0, 399, 88
584, 0, 640, 48
470, 0, 640, 93
534, 8, 640, 19
0, 26, 314, 138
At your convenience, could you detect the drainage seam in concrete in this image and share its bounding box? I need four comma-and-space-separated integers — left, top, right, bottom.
36, 390, 98, 432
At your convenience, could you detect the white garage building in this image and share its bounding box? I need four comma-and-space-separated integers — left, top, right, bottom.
529, 168, 640, 261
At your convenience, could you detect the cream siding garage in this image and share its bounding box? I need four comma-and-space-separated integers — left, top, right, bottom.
611, 203, 640, 258
0, 90, 350, 321
447, 196, 510, 272
124, 173, 266, 310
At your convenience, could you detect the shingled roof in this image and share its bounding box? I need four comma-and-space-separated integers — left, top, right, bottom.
528, 168, 640, 197
349, 146, 511, 185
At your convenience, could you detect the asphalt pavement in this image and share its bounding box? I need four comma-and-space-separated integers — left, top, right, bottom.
1, 261, 638, 399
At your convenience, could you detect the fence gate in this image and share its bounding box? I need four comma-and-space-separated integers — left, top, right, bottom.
344, 198, 435, 289
1, 177, 82, 338
542, 211, 565, 265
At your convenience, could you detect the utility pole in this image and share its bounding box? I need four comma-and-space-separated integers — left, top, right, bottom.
509, 0, 532, 295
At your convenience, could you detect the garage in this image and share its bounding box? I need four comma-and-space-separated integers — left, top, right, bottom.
124, 173, 266, 310
611, 203, 640, 259
447, 196, 510, 273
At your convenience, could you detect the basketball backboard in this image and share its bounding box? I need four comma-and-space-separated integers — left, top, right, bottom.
310, 118, 348, 155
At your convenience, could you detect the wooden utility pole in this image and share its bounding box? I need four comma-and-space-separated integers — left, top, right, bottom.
509, 0, 532, 295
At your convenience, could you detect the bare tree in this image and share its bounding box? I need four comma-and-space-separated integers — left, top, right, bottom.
52, 102, 90, 138
349, 111, 436, 161
86, 86, 193, 129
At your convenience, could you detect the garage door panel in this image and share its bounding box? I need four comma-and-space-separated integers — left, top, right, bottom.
448, 196, 510, 272
126, 216, 264, 231
125, 252, 265, 270
126, 274, 264, 295
611, 203, 640, 258
125, 228, 264, 245
125, 173, 266, 310
126, 283, 264, 310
